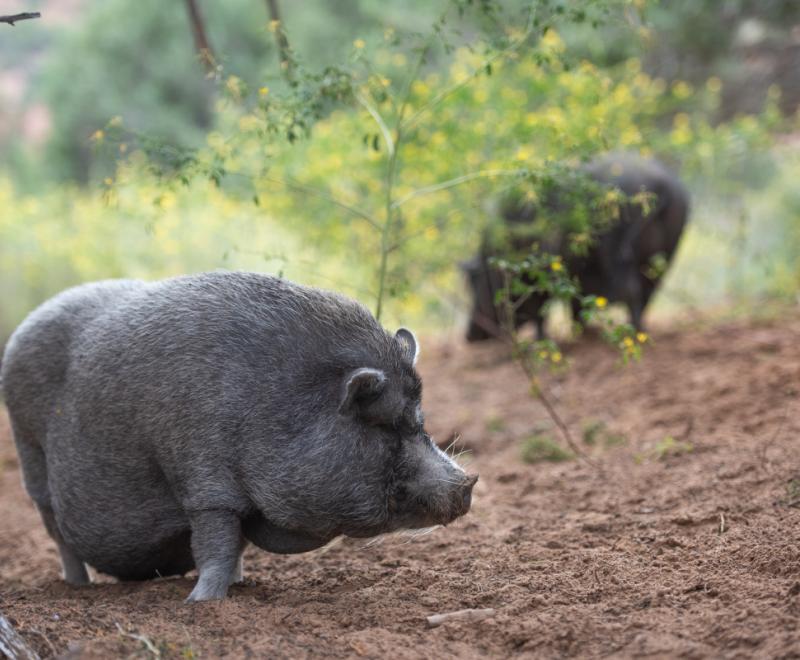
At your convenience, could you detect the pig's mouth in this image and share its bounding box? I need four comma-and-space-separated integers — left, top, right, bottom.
398, 473, 479, 530
436, 473, 478, 525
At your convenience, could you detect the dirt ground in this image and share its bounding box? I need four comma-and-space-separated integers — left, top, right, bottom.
1, 314, 799, 659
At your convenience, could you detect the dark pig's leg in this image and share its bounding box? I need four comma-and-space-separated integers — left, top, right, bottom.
231, 549, 245, 584
186, 510, 244, 602
623, 271, 645, 331
535, 315, 546, 341
38, 504, 90, 585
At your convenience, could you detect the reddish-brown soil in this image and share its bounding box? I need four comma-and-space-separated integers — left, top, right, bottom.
1, 315, 799, 659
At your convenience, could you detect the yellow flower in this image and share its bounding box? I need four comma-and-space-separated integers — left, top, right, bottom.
550, 259, 562, 272
636, 332, 648, 343
595, 296, 608, 308
623, 337, 634, 348
706, 76, 722, 93
259, 86, 269, 98
673, 112, 690, 129
551, 352, 562, 363
91, 129, 104, 142
353, 39, 366, 50
515, 146, 532, 161
538, 350, 549, 359
672, 80, 693, 100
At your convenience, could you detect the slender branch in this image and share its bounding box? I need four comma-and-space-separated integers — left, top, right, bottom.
355, 91, 395, 156
0, 12, 41, 26
498, 272, 597, 467
391, 168, 526, 209
370, 8, 445, 320
375, 125, 401, 320
183, 0, 217, 75
260, 175, 380, 230
265, 0, 295, 81
401, 2, 539, 131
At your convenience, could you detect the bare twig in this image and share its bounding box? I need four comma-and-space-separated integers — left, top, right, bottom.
497, 274, 598, 468
115, 623, 161, 658
0, 12, 41, 26
402, 2, 540, 131
426, 608, 495, 628
183, 0, 216, 75
260, 175, 380, 230
391, 169, 526, 209
265, 0, 294, 81
0, 614, 40, 660
355, 91, 395, 156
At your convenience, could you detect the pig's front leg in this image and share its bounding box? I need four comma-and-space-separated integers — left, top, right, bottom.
186, 510, 244, 602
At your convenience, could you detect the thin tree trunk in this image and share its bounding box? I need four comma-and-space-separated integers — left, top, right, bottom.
265, 0, 294, 81
184, 0, 216, 75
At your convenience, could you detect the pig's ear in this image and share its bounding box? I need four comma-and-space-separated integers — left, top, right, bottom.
340, 368, 387, 415
395, 328, 419, 366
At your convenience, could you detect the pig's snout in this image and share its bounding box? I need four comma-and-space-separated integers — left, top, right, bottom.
450, 474, 478, 520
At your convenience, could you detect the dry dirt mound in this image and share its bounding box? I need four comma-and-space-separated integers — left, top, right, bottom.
1, 315, 799, 659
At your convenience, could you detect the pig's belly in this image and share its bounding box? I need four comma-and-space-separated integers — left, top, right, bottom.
242, 513, 333, 554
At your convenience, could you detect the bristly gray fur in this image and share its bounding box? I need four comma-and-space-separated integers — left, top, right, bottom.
1, 271, 476, 601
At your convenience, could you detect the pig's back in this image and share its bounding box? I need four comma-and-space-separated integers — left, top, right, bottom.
2, 279, 143, 446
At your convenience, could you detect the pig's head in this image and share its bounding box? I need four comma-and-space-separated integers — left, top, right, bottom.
334, 328, 478, 536
245, 327, 477, 542
461, 256, 502, 342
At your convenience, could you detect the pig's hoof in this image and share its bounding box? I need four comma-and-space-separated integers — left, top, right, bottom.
185, 589, 224, 603
186, 580, 229, 602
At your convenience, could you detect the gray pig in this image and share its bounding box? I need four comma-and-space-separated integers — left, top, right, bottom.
463, 153, 690, 341
1, 272, 477, 601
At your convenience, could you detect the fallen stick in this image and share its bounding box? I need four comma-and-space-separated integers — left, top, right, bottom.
0, 614, 41, 660
426, 608, 496, 629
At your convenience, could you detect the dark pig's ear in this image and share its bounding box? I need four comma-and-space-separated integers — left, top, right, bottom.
340, 368, 387, 415
395, 328, 419, 366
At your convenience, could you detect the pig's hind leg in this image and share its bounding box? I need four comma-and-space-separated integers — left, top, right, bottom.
37, 504, 90, 585
186, 510, 246, 602
13, 433, 90, 585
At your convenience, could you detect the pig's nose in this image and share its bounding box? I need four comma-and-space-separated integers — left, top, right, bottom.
458, 474, 479, 513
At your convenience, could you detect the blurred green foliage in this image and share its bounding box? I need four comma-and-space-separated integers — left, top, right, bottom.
0, 0, 798, 342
